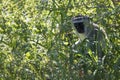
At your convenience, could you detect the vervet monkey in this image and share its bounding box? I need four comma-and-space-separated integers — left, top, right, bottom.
71, 15, 108, 63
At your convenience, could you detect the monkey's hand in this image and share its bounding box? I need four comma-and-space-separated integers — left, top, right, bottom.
72, 39, 81, 53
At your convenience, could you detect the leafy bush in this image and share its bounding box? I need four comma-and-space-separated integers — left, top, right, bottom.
0, 0, 119, 80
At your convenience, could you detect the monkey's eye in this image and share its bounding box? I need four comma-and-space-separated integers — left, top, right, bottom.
74, 22, 84, 33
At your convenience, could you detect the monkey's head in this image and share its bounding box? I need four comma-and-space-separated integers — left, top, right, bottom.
72, 15, 90, 33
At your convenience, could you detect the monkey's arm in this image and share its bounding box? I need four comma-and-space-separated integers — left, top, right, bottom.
72, 39, 81, 48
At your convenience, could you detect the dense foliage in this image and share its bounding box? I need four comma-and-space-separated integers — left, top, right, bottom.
0, 0, 120, 80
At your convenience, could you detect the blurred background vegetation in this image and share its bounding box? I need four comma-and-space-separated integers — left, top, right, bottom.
0, 0, 120, 80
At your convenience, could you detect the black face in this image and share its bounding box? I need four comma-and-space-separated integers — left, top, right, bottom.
74, 22, 84, 33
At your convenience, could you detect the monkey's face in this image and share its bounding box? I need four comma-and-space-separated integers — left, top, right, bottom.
72, 15, 89, 34
72, 15, 90, 40
74, 22, 85, 33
